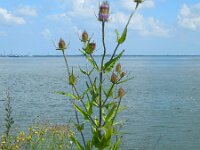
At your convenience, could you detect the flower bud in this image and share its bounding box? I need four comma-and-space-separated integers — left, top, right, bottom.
120, 72, 126, 78
89, 42, 96, 51
115, 63, 121, 73
69, 74, 76, 85
98, 1, 109, 22
82, 31, 88, 42
58, 38, 66, 50
111, 72, 118, 83
86, 42, 96, 54
118, 88, 125, 98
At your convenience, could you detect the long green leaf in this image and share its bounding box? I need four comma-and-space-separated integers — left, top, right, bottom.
105, 104, 117, 123
104, 83, 114, 98
86, 140, 93, 150
99, 125, 114, 149
103, 50, 125, 73
80, 50, 99, 71
70, 136, 84, 150
115, 29, 120, 42
88, 67, 95, 76
118, 27, 127, 44
73, 103, 89, 120
79, 66, 88, 76
81, 83, 92, 99
104, 102, 117, 110
86, 98, 93, 115
111, 137, 121, 150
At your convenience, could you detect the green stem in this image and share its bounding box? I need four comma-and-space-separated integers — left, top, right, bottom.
62, 50, 70, 77
99, 21, 106, 127
112, 97, 122, 125
110, 43, 120, 61
87, 74, 96, 94
90, 54, 99, 70
61, 52, 86, 148
74, 108, 86, 148
101, 22, 107, 68
102, 83, 115, 106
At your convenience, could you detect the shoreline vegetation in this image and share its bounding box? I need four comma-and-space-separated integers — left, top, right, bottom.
0, 90, 74, 150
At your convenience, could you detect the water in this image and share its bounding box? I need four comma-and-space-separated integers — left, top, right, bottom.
0, 56, 200, 150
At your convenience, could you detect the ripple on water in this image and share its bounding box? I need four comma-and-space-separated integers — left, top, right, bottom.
0, 56, 200, 150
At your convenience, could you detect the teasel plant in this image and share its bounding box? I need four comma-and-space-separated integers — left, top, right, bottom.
55, 0, 143, 149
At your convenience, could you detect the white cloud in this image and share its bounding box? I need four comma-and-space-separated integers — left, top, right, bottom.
47, 13, 71, 23
56, 0, 96, 18
121, 0, 155, 10
17, 6, 37, 17
55, 0, 168, 37
67, 0, 97, 18
41, 28, 51, 38
0, 7, 26, 25
140, 17, 169, 37
178, 3, 200, 30
111, 12, 169, 37
142, 0, 155, 8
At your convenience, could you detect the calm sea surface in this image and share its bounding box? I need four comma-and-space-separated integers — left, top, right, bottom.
0, 56, 200, 150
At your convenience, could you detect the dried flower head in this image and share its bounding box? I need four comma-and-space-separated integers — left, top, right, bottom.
111, 72, 118, 83
82, 31, 88, 42
120, 72, 126, 78
115, 63, 122, 73
58, 38, 66, 50
118, 88, 125, 98
99, 1, 109, 22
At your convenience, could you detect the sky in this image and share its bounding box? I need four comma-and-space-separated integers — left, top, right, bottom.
0, 0, 200, 55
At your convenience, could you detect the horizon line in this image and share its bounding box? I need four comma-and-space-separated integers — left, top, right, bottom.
1, 54, 200, 57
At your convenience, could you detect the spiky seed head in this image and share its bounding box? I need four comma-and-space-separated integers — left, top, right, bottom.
115, 63, 122, 73
58, 38, 66, 50
111, 72, 118, 83
120, 72, 126, 78
118, 88, 125, 98
82, 31, 88, 42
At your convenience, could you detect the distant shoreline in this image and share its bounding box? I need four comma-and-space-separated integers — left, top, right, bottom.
0, 55, 200, 58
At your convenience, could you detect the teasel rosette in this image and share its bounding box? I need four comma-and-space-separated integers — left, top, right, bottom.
98, 1, 110, 22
